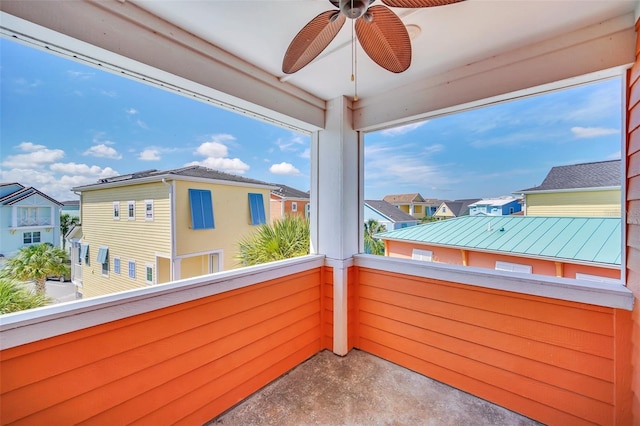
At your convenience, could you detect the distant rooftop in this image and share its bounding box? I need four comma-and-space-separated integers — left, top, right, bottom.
383, 193, 425, 203
470, 197, 521, 207
440, 199, 481, 216
377, 216, 621, 266
519, 160, 621, 192
271, 183, 309, 200
365, 200, 419, 223
73, 165, 274, 191
0, 185, 62, 206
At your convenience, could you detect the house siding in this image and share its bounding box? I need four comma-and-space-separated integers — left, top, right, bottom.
626, 23, 640, 423
526, 190, 621, 217
80, 183, 170, 298
174, 180, 270, 271
353, 266, 630, 425
0, 268, 325, 425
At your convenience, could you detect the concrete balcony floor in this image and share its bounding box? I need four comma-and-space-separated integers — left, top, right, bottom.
209, 349, 541, 425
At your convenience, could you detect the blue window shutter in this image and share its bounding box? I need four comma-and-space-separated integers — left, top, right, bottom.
189, 189, 215, 230
248, 193, 266, 225
80, 244, 89, 262
96, 247, 109, 264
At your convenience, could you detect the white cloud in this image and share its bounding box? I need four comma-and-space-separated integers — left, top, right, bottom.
189, 135, 249, 174
126, 108, 138, 115
275, 134, 306, 152
196, 141, 228, 158
139, 149, 161, 161
1, 143, 65, 168
269, 162, 301, 175
136, 119, 149, 129
50, 162, 118, 177
83, 144, 122, 159
299, 148, 310, 159
186, 157, 250, 174
67, 70, 94, 80
100, 90, 117, 98
570, 126, 618, 139
380, 122, 426, 137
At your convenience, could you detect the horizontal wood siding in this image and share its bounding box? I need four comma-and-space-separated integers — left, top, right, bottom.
81, 183, 171, 297
347, 265, 357, 351
0, 268, 323, 425
627, 33, 640, 424
526, 190, 621, 217
355, 266, 625, 425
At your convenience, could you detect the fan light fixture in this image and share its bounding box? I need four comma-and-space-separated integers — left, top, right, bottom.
282, 0, 465, 75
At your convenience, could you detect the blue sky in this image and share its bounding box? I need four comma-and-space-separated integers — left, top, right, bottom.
1, 37, 622, 202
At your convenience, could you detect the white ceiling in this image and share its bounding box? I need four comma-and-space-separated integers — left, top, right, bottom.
133, 0, 637, 101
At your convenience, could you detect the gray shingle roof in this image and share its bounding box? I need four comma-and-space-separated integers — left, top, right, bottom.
383, 193, 425, 203
365, 200, 418, 223
519, 160, 621, 192
74, 165, 273, 190
271, 184, 309, 199
441, 199, 481, 217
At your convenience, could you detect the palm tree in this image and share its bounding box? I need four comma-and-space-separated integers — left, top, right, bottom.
59, 213, 80, 250
1, 243, 70, 295
0, 277, 51, 314
237, 215, 310, 266
364, 219, 386, 256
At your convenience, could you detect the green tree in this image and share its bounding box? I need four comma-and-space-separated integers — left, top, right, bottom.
420, 215, 437, 224
237, 215, 310, 266
364, 219, 386, 256
1, 243, 70, 295
0, 277, 51, 314
59, 213, 80, 250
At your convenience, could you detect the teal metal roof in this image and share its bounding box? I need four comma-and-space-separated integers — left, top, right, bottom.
376, 216, 621, 266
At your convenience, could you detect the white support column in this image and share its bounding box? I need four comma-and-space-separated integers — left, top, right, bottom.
311, 96, 360, 356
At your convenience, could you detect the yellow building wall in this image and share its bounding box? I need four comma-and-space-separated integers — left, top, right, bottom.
80, 182, 171, 298
526, 190, 621, 217
180, 254, 210, 279
174, 180, 271, 271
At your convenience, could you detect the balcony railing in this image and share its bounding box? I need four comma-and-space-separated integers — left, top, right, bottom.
0, 254, 634, 425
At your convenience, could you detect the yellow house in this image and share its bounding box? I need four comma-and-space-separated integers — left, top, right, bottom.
72, 166, 275, 298
382, 193, 438, 219
519, 160, 621, 217
433, 199, 480, 220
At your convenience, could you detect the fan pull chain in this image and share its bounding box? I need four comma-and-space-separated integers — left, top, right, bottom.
350, 9, 358, 102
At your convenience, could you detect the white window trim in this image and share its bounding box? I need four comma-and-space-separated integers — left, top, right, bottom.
412, 249, 433, 262
113, 201, 120, 220
128, 260, 136, 279
145, 200, 154, 221
291, 201, 297, 212
145, 263, 154, 284
495, 261, 532, 274
127, 200, 135, 220
114, 256, 121, 275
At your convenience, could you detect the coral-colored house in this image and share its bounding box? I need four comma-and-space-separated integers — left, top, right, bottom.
269, 184, 309, 222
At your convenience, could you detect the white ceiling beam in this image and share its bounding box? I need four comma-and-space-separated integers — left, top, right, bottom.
354, 14, 636, 132
0, 0, 326, 133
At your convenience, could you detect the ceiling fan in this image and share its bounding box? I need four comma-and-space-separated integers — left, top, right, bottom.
282, 0, 465, 75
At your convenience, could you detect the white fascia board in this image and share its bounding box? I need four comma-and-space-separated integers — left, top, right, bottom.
355, 14, 635, 131
0, 255, 326, 350
354, 254, 633, 311
519, 186, 621, 194
0, 4, 324, 133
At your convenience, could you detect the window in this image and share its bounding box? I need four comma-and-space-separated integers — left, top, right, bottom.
248, 193, 266, 225
97, 246, 109, 275
128, 261, 136, 279
113, 202, 120, 220
305, 203, 310, 219
80, 243, 89, 265
77, 245, 82, 265
509, 207, 514, 214
23, 231, 41, 244
442, 207, 447, 213
495, 261, 532, 274
575, 273, 619, 284
114, 257, 121, 274
146, 264, 154, 284
127, 201, 135, 220
17, 206, 51, 226
412, 249, 433, 262
291, 201, 297, 212
189, 189, 215, 230
145, 200, 154, 221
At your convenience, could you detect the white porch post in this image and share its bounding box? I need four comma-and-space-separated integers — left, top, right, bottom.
310, 96, 360, 356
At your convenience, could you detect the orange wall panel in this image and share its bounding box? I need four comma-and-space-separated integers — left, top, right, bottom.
354, 266, 628, 425
0, 268, 324, 425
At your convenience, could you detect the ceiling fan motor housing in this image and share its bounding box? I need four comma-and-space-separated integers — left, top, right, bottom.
339, 0, 372, 19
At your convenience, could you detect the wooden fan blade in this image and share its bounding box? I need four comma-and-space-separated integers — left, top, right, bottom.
282, 11, 346, 74
355, 5, 411, 73
381, 0, 465, 7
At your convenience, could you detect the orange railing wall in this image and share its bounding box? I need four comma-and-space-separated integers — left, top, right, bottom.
353, 266, 631, 425
626, 18, 640, 424
0, 268, 326, 425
